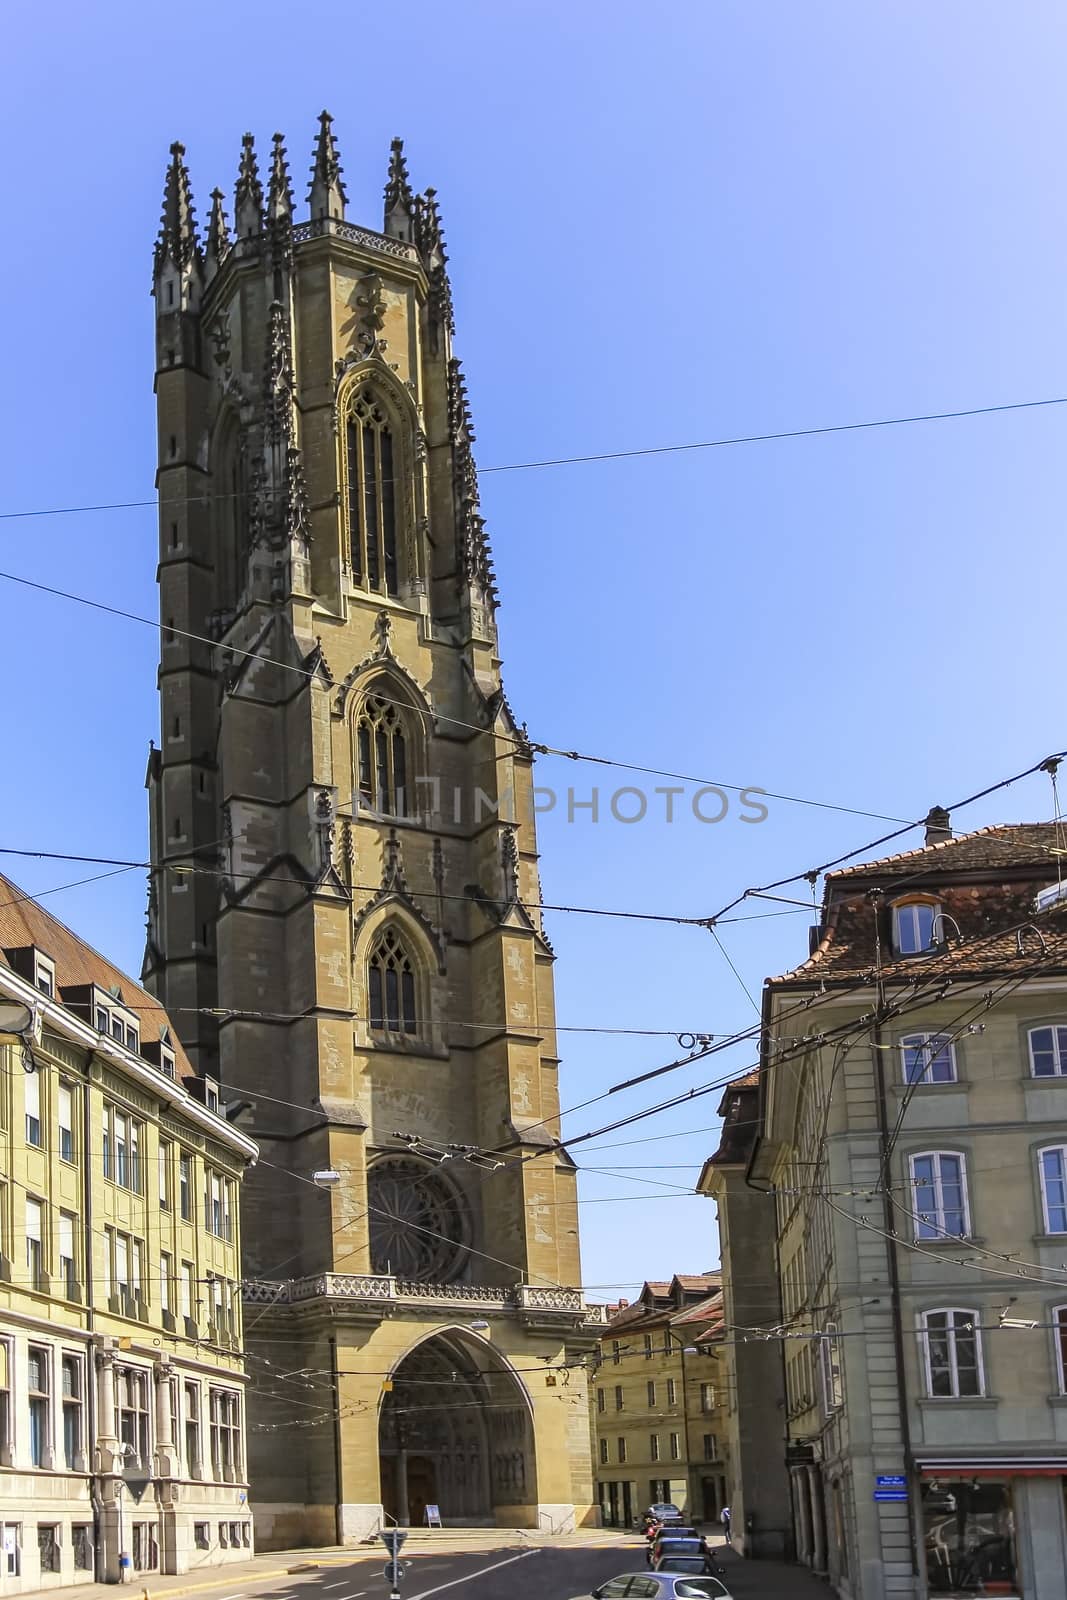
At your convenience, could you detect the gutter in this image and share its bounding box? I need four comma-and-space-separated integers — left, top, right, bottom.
871, 1009, 919, 1581
0, 967, 257, 1163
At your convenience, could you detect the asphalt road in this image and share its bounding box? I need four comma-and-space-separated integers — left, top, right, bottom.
217, 1545, 663, 1600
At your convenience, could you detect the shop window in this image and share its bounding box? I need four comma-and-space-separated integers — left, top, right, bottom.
921, 1478, 1015, 1596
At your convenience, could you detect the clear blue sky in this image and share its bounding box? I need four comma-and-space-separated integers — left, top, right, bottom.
3, 1, 1066, 1296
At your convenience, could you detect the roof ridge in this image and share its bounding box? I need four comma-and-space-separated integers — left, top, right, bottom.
830, 820, 1059, 879
0, 871, 160, 1009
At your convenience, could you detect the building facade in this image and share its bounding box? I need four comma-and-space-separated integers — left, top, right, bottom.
697, 1074, 793, 1559
0, 878, 257, 1589
755, 817, 1067, 1600
591, 1277, 728, 1530
146, 118, 597, 1547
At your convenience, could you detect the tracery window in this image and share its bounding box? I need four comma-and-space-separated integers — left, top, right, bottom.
346, 387, 399, 595
368, 928, 417, 1035
367, 1157, 467, 1281
356, 695, 408, 816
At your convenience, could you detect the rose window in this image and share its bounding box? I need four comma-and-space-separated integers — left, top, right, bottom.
368, 1158, 469, 1282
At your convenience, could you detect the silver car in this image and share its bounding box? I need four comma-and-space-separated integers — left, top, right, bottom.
591, 1574, 733, 1600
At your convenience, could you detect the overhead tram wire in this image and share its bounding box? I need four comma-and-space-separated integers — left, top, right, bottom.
0, 566, 908, 828
3, 391, 1067, 524
704, 747, 1067, 927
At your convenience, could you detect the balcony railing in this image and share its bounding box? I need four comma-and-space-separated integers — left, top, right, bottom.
242, 1272, 595, 1317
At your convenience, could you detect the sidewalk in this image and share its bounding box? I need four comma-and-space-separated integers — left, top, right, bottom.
714, 1543, 832, 1597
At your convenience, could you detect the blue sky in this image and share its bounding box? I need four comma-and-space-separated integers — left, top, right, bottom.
2, 1, 1066, 1295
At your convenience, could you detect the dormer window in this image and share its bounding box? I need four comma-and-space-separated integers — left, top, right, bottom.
33, 955, 55, 998
892, 899, 940, 956
160, 1047, 176, 1082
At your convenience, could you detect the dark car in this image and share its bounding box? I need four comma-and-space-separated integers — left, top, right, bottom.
651, 1541, 719, 1576
589, 1573, 732, 1600
646, 1529, 698, 1565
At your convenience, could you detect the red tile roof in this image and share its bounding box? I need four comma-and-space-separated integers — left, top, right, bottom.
770, 824, 1067, 988
0, 872, 192, 1075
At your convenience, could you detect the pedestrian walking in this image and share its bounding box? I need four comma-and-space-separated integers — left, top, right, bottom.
721, 1505, 731, 1545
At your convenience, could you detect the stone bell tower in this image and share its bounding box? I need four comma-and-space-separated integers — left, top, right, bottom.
145, 118, 598, 1545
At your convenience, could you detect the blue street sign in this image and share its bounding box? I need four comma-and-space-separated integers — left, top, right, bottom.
874, 1490, 909, 1502
876, 1475, 907, 1488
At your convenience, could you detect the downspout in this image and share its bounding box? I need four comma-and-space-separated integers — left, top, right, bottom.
743, 983, 794, 1560
869, 893, 919, 1585
83, 1053, 105, 1582
330, 1335, 344, 1545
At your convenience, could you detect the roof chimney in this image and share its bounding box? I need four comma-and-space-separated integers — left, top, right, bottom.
924, 805, 952, 846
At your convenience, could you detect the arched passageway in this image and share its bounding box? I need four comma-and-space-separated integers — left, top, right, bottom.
379, 1331, 536, 1527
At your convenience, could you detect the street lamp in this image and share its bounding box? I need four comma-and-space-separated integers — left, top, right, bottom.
664, 1330, 700, 1518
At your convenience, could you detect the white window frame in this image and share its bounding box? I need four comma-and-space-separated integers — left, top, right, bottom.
1039, 1146, 1067, 1234
669, 1431, 680, 1460
57, 1083, 74, 1163
1028, 1025, 1067, 1079
58, 1211, 77, 1299
819, 1324, 844, 1414
900, 1032, 957, 1086
1054, 1306, 1067, 1396
893, 900, 940, 956
919, 1308, 985, 1398
909, 1150, 971, 1240
33, 955, 54, 998
103, 1106, 142, 1193
647, 1380, 656, 1408
650, 1433, 660, 1461
158, 1142, 170, 1209
700, 1381, 715, 1413
666, 1377, 677, 1407
25, 1197, 43, 1290
24, 1072, 41, 1148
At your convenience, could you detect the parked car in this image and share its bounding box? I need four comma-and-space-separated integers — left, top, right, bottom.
646, 1529, 698, 1565
641, 1503, 684, 1531
589, 1573, 732, 1600
651, 1539, 720, 1575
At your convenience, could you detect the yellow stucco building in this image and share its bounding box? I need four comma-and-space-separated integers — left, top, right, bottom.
145, 117, 599, 1546
0, 877, 257, 1589
590, 1277, 729, 1531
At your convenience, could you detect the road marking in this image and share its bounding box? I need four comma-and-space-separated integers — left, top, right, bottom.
404, 1548, 539, 1600
323, 1584, 351, 1590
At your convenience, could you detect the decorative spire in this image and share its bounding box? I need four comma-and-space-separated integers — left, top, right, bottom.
414, 187, 455, 340
267, 132, 294, 223
308, 111, 347, 221
154, 141, 200, 276
447, 359, 498, 609
234, 133, 264, 238
383, 137, 414, 240
205, 188, 231, 280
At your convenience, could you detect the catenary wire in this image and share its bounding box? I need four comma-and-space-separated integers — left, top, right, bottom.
0, 565, 909, 827
3, 392, 1066, 521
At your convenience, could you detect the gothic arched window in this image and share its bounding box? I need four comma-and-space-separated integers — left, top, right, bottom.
356, 694, 408, 816
369, 928, 417, 1035
345, 386, 399, 596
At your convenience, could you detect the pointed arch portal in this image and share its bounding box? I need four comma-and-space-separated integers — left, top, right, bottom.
379, 1332, 537, 1527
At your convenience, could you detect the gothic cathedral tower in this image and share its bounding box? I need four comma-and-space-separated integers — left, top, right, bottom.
145, 120, 597, 1545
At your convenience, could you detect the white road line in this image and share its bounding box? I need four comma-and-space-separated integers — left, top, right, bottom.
404, 1548, 539, 1600
323, 1584, 351, 1590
